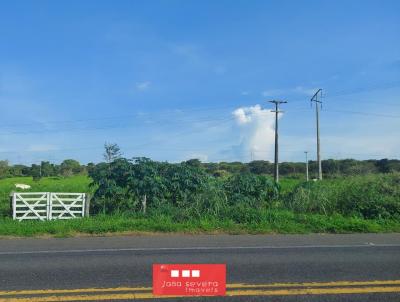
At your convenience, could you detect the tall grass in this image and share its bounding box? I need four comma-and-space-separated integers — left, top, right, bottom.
285, 173, 400, 219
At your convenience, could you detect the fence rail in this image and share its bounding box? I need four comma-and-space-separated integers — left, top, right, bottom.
12, 192, 88, 221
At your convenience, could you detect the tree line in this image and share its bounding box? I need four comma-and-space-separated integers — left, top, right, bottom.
203, 158, 400, 178
0, 159, 88, 180
0, 157, 399, 180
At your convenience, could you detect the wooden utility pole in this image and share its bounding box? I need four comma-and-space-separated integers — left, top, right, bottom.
311, 89, 323, 180
304, 151, 309, 181
269, 100, 287, 183
142, 194, 147, 214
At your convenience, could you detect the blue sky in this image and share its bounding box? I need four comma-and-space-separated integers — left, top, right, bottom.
0, 0, 399, 164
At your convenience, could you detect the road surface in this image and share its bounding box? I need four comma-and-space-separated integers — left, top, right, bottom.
0, 233, 399, 301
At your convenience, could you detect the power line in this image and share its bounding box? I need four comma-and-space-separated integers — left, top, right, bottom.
0, 115, 235, 136
1, 79, 399, 129
0, 117, 234, 154
0, 105, 241, 129
326, 80, 400, 98
322, 109, 400, 119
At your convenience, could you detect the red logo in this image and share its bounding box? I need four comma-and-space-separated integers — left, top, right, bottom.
153, 264, 226, 296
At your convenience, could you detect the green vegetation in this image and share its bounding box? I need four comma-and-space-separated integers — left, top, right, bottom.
1, 211, 400, 237
1, 157, 400, 180
285, 174, 400, 219
0, 159, 88, 180
0, 156, 399, 237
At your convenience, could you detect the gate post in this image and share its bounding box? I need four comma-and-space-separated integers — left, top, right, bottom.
10, 192, 15, 220
47, 192, 52, 220
84, 194, 91, 217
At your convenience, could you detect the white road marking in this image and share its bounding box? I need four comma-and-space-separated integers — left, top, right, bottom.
0, 243, 399, 255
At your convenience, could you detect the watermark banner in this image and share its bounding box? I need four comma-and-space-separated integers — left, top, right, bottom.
153, 264, 226, 296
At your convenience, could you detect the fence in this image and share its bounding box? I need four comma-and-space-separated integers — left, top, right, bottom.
11, 192, 89, 221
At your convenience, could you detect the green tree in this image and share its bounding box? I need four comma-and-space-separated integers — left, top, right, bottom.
40, 161, 55, 177
9, 164, 29, 177
248, 160, 272, 175
103, 143, 122, 163
90, 159, 135, 214
0, 160, 10, 178
31, 164, 42, 181
60, 159, 82, 177
185, 158, 202, 168
376, 159, 390, 173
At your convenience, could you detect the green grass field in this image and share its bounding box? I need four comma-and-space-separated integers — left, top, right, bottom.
0, 176, 93, 217
1, 175, 399, 237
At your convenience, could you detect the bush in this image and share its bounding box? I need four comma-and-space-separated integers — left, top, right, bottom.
223, 173, 279, 207
88, 156, 400, 221
336, 173, 400, 219
89, 157, 278, 218
285, 174, 400, 219
89, 157, 216, 214
284, 181, 339, 215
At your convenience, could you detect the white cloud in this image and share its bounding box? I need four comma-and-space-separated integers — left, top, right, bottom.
136, 81, 151, 91
233, 107, 252, 124
232, 105, 278, 161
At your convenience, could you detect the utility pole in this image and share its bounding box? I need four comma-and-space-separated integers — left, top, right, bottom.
304, 151, 309, 181
269, 100, 287, 183
311, 89, 323, 180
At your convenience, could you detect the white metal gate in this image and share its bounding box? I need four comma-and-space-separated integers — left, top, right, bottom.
12, 192, 86, 221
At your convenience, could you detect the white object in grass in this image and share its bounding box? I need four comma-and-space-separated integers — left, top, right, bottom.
15, 184, 31, 190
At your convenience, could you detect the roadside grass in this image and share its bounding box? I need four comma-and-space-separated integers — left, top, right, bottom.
1, 211, 399, 237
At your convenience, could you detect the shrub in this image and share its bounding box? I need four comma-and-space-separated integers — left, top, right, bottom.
285, 173, 400, 219
223, 173, 279, 207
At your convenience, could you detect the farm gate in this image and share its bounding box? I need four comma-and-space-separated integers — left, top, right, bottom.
12, 192, 88, 221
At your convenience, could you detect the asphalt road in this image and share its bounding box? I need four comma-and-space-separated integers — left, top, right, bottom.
0, 233, 399, 301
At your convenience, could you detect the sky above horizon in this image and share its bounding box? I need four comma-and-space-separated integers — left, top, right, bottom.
0, 0, 399, 165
